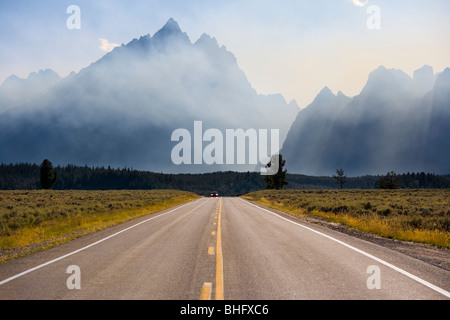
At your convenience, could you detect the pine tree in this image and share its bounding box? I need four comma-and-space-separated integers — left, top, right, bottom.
333, 169, 347, 189
377, 171, 400, 189
264, 154, 288, 190
40, 159, 59, 189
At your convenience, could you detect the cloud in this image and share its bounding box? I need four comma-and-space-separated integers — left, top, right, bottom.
99, 39, 120, 52
349, 0, 368, 7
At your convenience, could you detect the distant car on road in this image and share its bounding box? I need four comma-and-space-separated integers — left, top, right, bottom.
210, 191, 219, 197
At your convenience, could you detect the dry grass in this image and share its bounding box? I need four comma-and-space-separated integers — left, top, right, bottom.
243, 189, 450, 248
0, 190, 199, 263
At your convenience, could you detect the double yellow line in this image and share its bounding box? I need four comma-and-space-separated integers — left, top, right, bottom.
215, 198, 224, 300
200, 198, 224, 300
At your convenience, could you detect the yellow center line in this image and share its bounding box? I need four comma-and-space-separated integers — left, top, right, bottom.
200, 282, 212, 300
215, 198, 224, 300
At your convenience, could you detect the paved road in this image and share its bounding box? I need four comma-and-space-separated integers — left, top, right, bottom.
0, 197, 449, 300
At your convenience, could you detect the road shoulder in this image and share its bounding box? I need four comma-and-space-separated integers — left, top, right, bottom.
241, 198, 450, 272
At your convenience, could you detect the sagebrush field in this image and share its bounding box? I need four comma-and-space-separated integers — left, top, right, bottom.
243, 189, 450, 248
0, 189, 199, 263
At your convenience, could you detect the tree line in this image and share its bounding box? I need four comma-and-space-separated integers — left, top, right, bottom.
1, 162, 449, 195
0, 162, 266, 196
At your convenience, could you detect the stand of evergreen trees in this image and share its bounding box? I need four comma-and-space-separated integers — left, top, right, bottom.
1, 163, 449, 195
0, 163, 266, 196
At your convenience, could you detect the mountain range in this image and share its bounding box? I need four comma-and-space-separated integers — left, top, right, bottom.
281, 65, 450, 176
0, 69, 62, 113
0, 18, 299, 173
0, 19, 449, 176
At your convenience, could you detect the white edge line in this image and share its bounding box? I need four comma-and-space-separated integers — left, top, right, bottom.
239, 198, 450, 299
0, 198, 202, 286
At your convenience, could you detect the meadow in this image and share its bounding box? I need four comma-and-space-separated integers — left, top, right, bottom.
243, 189, 450, 248
0, 189, 199, 263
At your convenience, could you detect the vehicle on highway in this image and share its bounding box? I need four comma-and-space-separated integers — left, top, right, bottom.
210, 191, 219, 197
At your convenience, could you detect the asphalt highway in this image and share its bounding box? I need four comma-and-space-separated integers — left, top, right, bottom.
0, 197, 449, 300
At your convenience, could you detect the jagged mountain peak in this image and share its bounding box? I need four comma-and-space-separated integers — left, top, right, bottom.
119, 18, 190, 53
361, 65, 413, 97
367, 65, 411, 83
413, 65, 434, 80
412, 65, 437, 96
302, 86, 349, 116
2, 69, 60, 86
309, 86, 335, 104
0, 68, 62, 113
195, 33, 219, 47
152, 18, 190, 44
29, 68, 60, 78
163, 17, 180, 30
1, 74, 21, 86
435, 67, 450, 89
318, 86, 334, 97
0, 19, 298, 173
281, 65, 450, 176
155, 17, 182, 36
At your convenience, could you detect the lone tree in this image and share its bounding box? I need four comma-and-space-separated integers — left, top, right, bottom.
40, 159, 59, 190
377, 171, 400, 189
333, 169, 347, 189
264, 154, 288, 190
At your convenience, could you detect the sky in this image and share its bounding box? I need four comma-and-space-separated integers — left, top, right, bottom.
0, 0, 449, 108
